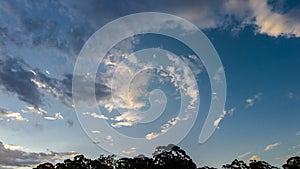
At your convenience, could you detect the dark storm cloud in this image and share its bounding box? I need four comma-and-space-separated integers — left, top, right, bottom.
0, 57, 111, 108
0, 57, 43, 107
0, 140, 77, 168
0, 0, 92, 58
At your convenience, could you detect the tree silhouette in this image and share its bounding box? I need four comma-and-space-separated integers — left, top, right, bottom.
35, 162, 54, 169
249, 160, 279, 169
222, 159, 250, 169
152, 144, 197, 169
282, 156, 300, 169
33, 146, 298, 169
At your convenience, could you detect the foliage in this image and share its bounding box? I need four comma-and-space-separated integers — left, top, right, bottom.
33, 145, 298, 169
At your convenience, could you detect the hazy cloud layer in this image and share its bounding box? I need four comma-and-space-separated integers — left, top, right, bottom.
0, 140, 77, 168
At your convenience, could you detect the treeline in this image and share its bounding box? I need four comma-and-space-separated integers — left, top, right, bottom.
34, 144, 299, 169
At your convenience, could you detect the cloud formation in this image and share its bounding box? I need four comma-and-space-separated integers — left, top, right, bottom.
249, 155, 261, 162
245, 93, 262, 108
213, 107, 236, 128
238, 152, 251, 159
0, 140, 77, 168
265, 142, 280, 151
0, 107, 28, 122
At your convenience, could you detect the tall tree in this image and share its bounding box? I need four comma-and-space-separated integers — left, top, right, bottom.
282, 156, 300, 169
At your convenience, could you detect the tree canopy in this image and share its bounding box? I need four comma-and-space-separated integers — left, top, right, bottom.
33, 145, 298, 169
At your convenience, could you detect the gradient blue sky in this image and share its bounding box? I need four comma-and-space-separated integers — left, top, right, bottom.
0, 0, 300, 168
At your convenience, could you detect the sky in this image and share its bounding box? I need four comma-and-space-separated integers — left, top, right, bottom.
0, 0, 300, 168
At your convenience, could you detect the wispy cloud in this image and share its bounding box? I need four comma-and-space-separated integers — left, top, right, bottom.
145, 132, 160, 140
238, 152, 251, 159
265, 142, 281, 151
245, 93, 262, 108
213, 107, 236, 128
122, 147, 137, 156
296, 131, 300, 136
44, 113, 64, 121
288, 92, 298, 100
83, 112, 108, 120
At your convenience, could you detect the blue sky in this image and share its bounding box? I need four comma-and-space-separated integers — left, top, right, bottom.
0, 0, 300, 168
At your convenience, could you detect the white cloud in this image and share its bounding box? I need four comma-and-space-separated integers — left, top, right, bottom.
249, 155, 261, 162
26, 106, 47, 116
145, 132, 160, 140
4, 112, 28, 122
213, 117, 223, 128
44, 113, 64, 121
0, 108, 28, 122
296, 131, 300, 136
213, 107, 236, 128
238, 152, 251, 158
3, 144, 25, 151
106, 135, 113, 142
83, 112, 108, 120
91, 130, 101, 134
111, 121, 135, 128
265, 142, 280, 151
122, 147, 137, 155
225, 0, 300, 37
111, 111, 142, 128
245, 93, 262, 108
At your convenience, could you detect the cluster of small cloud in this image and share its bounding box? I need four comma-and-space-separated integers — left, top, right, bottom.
213, 107, 236, 128
0, 107, 28, 122
237, 142, 281, 162
146, 117, 180, 140
245, 93, 262, 108
0, 140, 77, 168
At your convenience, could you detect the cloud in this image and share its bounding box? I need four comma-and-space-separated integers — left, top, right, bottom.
297, 131, 300, 136
288, 92, 299, 99
145, 132, 160, 140
91, 130, 101, 134
0, 58, 43, 107
25, 106, 47, 116
265, 142, 280, 151
0, 140, 77, 168
0, 107, 28, 122
248, 0, 300, 37
44, 113, 64, 121
122, 147, 137, 156
213, 107, 236, 128
245, 93, 262, 108
111, 111, 142, 128
225, 0, 300, 38
249, 155, 261, 162
83, 112, 108, 120
238, 152, 251, 159
0, 57, 111, 110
